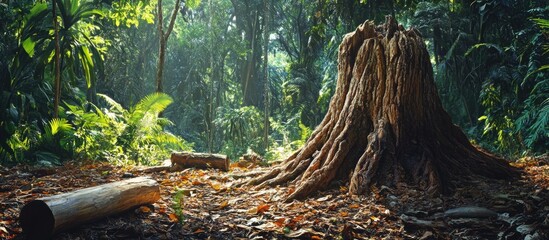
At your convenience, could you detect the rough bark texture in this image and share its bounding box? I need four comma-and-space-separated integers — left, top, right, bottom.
171, 152, 230, 171
247, 17, 519, 201
20, 177, 160, 239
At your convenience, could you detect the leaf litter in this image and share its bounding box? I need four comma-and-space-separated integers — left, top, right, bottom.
0, 155, 547, 239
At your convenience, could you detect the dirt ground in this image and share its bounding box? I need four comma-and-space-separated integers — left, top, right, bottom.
1, 156, 548, 239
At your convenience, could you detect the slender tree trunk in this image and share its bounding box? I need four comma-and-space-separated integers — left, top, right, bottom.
52, 0, 61, 118
156, 0, 181, 93
262, 0, 270, 151
156, 38, 166, 93
242, 11, 259, 106
207, 0, 215, 152
247, 17, 519, 202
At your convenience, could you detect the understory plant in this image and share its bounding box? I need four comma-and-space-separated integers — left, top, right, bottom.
1, 92, 192, 165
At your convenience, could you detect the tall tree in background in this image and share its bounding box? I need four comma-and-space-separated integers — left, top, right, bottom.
230, 0, 265, 107
156, 0, 182, 93
262, 0, 270, 150
52, 0, 60, 118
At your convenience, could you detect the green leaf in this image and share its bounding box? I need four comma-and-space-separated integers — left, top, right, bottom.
97, 93, 124, 113
79, 45, 94, 88
22, 38, 36, 57
531, 18, 549, 30
133, 93, 173, 117
49, 118, 72, 135
28, 2, 48, 19
186, 0, 201, 9
523, 65, 549, 85
465, 43, 503, 56
79, 8, 104, 19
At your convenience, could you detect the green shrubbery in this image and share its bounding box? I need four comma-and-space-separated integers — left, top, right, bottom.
0, 93, 192, 166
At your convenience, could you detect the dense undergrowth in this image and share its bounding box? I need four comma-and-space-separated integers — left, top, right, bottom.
0, 0, 547, 167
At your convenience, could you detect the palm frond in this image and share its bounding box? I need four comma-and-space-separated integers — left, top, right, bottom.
131, 92, 173, 122
465, 43, 504, 56
49, 118, 72, 136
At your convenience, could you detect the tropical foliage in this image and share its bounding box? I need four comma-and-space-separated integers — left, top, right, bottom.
1, 92, 191, 165
1, 0, 547, 166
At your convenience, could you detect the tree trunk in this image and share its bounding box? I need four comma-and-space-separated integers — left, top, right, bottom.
171, 152, 230, 171
20, 177, 160, 238
262, 0, 270, 151
247, 17, 519, 201
52, 0, 61, 118
155, 0, 181, 93
156, 37, 166, 93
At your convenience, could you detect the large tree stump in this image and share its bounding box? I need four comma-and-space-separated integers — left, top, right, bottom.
171, 152, 230, 171
19, 177, 160, 238
247, 17, 519, 201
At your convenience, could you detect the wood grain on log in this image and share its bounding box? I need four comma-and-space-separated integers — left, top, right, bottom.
171, 152, 230, 171
20, 177, 160, 238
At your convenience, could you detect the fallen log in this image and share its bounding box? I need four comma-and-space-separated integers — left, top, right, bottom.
20, 176, 160, 238
171, 152, 230, 171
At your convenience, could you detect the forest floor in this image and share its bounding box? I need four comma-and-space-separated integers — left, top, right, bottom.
1, 155, 548, 240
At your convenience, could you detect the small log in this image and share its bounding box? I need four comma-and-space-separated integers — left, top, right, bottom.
171, 152, 230, 171
20, 177, 160, 238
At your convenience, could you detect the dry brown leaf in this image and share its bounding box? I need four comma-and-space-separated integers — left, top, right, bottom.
161, 179, 173, 186
168, 213, 179, 222
287, 215, 304, 229
138, 206, 151, 213
349, 203, 360, 209
287, 187, 295, 195
158, 206, 167, 214
257, 204, 270, 214
218, 200, 229, 210
247, 207, 258, 215
210, 182, 222, 191
274, 217, 286, 227
339, 211, 349, 217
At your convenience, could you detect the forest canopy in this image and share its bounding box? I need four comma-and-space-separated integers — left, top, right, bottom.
0, 0, 547, 166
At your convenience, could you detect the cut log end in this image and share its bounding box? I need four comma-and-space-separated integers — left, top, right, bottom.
20, 200, 55, 238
